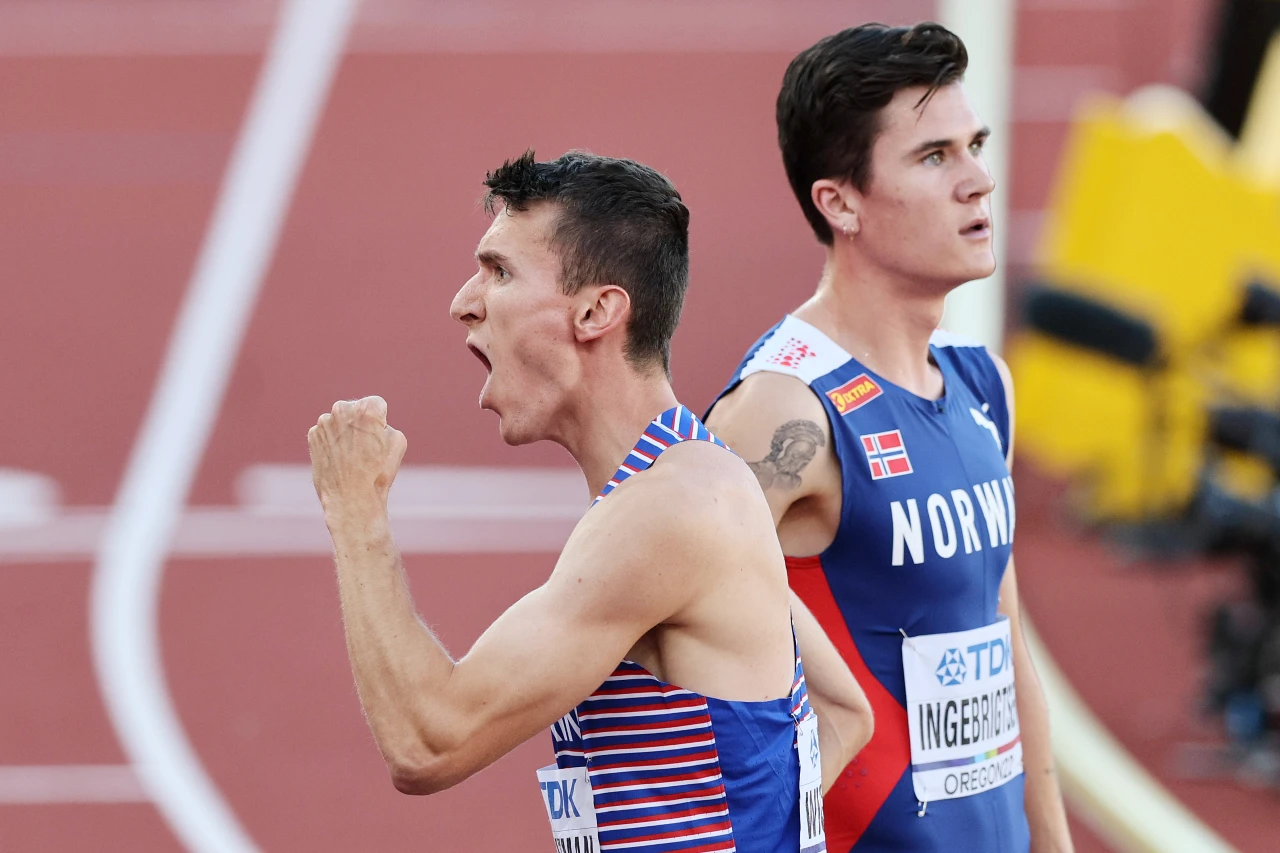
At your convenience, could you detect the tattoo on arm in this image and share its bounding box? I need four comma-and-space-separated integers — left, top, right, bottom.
747, 420, 825, 491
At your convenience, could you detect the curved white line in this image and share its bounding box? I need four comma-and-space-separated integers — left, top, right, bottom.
1024, 620, 1238, 853
88, 1, 357, 850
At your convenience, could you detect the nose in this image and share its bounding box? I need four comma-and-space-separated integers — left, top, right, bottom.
450, 272, 485, 326
957, 148, 996, 203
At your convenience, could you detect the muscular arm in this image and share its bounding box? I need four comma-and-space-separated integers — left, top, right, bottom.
705, 372, 840, 544
310, 397, 722, 794
707, 374, 873, 778
992, 356, 1073, 852
791, 590, 873, 793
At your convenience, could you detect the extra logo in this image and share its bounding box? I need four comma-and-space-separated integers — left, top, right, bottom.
862, 429, 913, 480
766, 336, 816, 369
826, 373, 882, 415
809, 726, 820, 769
936, 648, 967, 686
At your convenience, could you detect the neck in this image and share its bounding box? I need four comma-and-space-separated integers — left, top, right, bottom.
551, 365, 679, 499
794, 244, 949, 399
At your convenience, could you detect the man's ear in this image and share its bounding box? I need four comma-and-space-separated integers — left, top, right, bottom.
574, 284, 631, 344
811, 178, 862, 239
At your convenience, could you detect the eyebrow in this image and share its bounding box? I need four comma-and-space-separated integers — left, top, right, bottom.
475, 248, 510, 267
909, 126, 992, 157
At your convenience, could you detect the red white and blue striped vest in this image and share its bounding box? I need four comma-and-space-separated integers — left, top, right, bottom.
550, 404, 818, 852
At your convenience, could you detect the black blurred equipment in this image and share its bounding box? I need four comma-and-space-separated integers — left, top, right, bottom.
1021, 280, 1280, 781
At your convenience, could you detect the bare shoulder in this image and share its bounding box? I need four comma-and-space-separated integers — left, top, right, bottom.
553, 442, 761, 609
704, 372, 836, 508
630, 440, 761, 521
706, 373, 831, 470
707, 370, 828, 434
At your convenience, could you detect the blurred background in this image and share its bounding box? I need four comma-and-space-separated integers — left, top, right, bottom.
3, 0, 1280, 850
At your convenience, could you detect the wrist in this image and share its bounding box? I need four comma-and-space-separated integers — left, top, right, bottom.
324, 502, 393, 545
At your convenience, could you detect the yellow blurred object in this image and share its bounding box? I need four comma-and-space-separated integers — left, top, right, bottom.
1040, 88, 1280, 353
1238, 32, 1280, 185
1009, 335, 1206, 520
1012, 83, 1280, 521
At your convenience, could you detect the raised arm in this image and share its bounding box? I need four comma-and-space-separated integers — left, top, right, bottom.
308, 397, 710, 794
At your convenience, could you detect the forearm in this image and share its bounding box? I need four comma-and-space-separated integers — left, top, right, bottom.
790, 591, 873, 791
1015, 638, 1073, 852
330, 514, 461, 788
814, 703, 868, 793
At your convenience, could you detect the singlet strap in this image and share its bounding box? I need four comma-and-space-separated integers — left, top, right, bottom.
789, 618, 815, 724
738, 314, 853, 387
592, 404, 728, 507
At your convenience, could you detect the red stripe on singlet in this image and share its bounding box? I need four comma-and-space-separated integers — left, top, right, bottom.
787, 554, 910, 850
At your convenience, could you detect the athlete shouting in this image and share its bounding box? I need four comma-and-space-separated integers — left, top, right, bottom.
309, 151, 873, 851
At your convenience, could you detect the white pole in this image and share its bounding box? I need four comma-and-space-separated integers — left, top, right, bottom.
938, 0, 1015, 352
89, 0, 358, 850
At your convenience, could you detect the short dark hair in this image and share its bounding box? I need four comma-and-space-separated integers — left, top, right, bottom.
482, 150, 690, 374
776, 22, 968, 244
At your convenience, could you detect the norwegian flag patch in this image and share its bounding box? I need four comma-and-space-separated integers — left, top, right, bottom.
861, 429, 913, 480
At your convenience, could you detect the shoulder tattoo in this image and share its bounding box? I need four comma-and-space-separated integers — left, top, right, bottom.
747, 419, 825, 491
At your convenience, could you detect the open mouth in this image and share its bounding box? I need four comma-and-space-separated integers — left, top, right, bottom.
467, 343, 492, 373
962, 219, 991, 236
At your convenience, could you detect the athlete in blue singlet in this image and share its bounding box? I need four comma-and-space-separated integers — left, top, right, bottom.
308, 150, 872, 850
705, 23, 1073, 853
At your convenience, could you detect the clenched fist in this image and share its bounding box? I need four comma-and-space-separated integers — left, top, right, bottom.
308, 396, 408, 524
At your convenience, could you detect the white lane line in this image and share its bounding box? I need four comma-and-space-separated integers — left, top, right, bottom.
0, 765, 146, 804
1024, 620, 1238, 853
2, 466, 585, 561
0, 510, 579, 562
88, 2, 357, 852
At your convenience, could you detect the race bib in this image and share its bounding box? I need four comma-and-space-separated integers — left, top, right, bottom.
797, 714, 827, 853
901, 619, 1022, 803
536, 764, 599, 852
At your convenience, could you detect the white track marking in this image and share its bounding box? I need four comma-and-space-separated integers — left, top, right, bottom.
0, 765, 146, 804
0, 469, 59, 526
1024, 621, 1238, 853
2, 466, 583, 561
88, 2, 356, 852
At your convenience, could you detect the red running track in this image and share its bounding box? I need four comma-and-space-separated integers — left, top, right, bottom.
1, 48, 1276, 852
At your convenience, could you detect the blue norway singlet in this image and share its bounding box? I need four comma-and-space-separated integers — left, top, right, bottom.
708, 317, 1030, 853
548, 404, 822, 853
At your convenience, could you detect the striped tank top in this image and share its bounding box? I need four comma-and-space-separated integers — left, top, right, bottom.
547, 404, 822, 852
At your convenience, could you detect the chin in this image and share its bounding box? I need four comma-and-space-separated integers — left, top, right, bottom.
947, 256, 997, 287
495, 412, 543, 447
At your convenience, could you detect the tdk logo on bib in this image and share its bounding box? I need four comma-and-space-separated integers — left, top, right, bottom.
903, 620, 1024, 802
540, 778, 582, 820
935, 648, 966, 686
936, 638, 1010, 687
